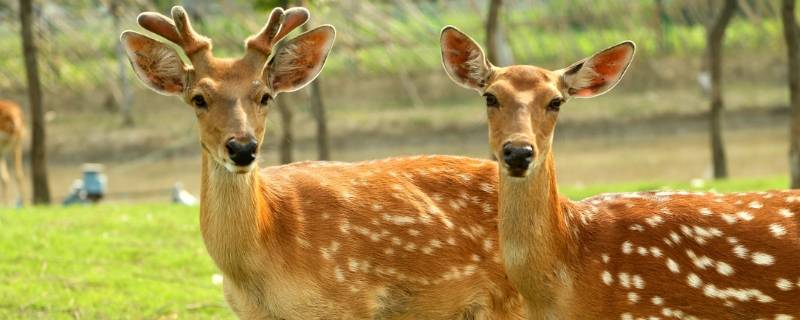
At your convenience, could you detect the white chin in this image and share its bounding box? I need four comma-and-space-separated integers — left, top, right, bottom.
224, 162, 255, 174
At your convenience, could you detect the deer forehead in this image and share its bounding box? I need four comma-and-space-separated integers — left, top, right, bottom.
492, 65, 559, 90
489, 66, 561, 101
197, 57, 264, 83
191, 70, 265, 99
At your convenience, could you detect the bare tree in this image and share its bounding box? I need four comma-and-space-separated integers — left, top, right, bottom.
109, 0, 134, 126
301, 13, 331, 161
485, 0, 502, 64
782, 0, 800, 188
19, 0, 50, 204
706, 0, 736, 179
275, 96, 293, 164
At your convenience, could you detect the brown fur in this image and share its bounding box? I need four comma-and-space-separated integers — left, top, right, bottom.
0, 100, 25, 205
442, 26, 800, 319
122, 8, 524, 319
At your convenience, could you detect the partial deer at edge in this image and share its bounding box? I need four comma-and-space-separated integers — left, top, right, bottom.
0, 100, 25, 206
121, 7, 523, 319
441, 26, 800, 319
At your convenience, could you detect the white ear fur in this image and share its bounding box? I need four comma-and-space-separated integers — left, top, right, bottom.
120, 31, 189, 96
560, 41, 635, 98
440, 26, 492, 92
267, 25, 336, 95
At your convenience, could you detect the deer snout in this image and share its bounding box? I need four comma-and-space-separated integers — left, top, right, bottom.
502, 142, 534, 176
225, 136, 258, 167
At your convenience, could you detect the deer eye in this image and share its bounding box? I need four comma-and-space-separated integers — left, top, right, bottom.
483, 93, 499, 108
547, 97, 563, 112
260, 94, 271, 106
191, 95, 207, 108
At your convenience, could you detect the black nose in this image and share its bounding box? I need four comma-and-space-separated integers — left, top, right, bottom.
503, 143, 534, 171
225, 137, 258, 166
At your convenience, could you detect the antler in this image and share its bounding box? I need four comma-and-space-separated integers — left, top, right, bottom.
136, 6, 212, 62
243, 7, 310, 65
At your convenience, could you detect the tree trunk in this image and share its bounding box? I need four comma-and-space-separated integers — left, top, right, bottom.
706, 0, 736, 180
782, 0, 800, 188
301, 19, 331, 161
275, 96, 293, 164
307, 80, 330, 161
485, 0, 502, 65
110, 0, 134, 126
19, 0, 50, 204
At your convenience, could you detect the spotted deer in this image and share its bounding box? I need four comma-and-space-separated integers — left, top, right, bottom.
441, 26, 800, 319
121, 7, 523, 319
0, 100, 25, 206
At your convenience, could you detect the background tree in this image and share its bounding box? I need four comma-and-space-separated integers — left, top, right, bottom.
301, 0, 330, 160
782, 0, 800, 188
19, 0, 51, 204
706, 0, 736, 179
109, 0, 134, 126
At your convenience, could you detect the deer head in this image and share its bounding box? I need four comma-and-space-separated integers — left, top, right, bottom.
121, 6, 335, 173
440, 26, 634, 179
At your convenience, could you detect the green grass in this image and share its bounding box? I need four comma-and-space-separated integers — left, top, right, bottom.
0, 204, 231, 319
0, 175, 790, 319
562, 176, 789, 200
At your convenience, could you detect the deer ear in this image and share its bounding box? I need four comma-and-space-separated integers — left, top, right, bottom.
560, 41, 635, 98
266, 25, 335, 95
120, 31, 188, 96
440, 26, 492, 92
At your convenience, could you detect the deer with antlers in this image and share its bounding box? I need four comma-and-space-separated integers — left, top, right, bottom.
0, 100, 25, 206
121, 7, 523, 319
441, 26, 800, 319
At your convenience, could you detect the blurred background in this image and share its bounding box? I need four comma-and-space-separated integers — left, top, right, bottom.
4, 1, 800, 318
1, 0, 798, 203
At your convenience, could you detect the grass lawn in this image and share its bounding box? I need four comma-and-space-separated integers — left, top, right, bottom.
0, 176, 791, 319
0, 204, 231, 319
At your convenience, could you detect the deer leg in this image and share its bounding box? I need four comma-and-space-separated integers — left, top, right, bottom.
12, 140, 24, 206
0, 156, 10, 206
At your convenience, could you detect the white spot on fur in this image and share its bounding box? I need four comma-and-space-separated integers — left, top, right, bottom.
716, 261, 734, 276
769, 223, 787, 238
650, 247, 663, 257
483, 239, 493, 252
687, 273, 702, 288
778, 208, 795, 218
621, 241, 633, 254
618, 272, 630, 288
733, 245, 749, 259
720, 213, 738, 224
602, 271, 613, 285
632, 274, 645, 289
736, 211, 754, 221
627, 292, 639, 304
776, 278, 793, 291
333, 266, 345, 282
751, 252, 775, 266
748, 201, 763, 209
651, 296, 663, 305
645, 214, 664, 227
601, 254, 610, 263
666, 258, 680, 273
629, 224, 644, 232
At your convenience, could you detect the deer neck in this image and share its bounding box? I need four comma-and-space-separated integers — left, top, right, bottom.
498, 151, 576, 314
199, 152, 274, 283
